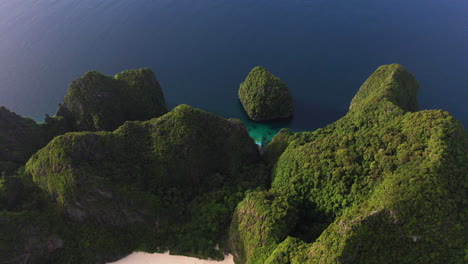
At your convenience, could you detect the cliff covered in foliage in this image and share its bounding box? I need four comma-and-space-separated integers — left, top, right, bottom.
55, 68, 167, 132
229, 64, 467, 264
239, 66, 294, 121
2, 105, 265, 263
27, 104, 261, 225
0, 64, 466, 264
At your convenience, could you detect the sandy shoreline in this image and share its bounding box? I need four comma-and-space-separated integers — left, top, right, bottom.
108, 252, 235, 264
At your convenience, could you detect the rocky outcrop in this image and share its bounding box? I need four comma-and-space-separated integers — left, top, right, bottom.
115, 68, 168, 121
56, 68, 167, 132
349, 64, 419, 112
238, 66, 294, 121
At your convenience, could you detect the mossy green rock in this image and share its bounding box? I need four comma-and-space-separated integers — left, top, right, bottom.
56, 68, 167, 132
349, 63, 419, 112
115, 68, 168, 121
239, 66, 293, 121
229, 64, 467, 264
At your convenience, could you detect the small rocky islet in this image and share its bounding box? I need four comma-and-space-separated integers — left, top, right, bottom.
238, 66, 294, 122
0, 64, 466, 264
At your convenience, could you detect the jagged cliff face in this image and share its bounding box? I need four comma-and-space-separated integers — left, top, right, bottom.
229, 64, 467, 264
238, 66, 294, 121
56, 68, 168, 132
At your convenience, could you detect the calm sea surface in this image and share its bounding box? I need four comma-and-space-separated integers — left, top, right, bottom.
0, 0, 467, 141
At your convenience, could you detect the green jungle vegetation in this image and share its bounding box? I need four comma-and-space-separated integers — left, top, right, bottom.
0, 64, 466, 264
239, 66, 294, 121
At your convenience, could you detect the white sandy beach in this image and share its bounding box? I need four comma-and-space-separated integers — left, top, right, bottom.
108, 252, 235, 264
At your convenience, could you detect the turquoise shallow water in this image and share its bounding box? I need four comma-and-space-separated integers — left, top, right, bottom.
244, 119, 291, 144
0, 0, 466, 140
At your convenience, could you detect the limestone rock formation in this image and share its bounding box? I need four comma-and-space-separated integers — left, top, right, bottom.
56, 68, 167, 132
239, 66, 293, 121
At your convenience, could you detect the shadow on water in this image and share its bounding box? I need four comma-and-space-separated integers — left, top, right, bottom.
291, 99, 348, 131
237, 100, 347, 144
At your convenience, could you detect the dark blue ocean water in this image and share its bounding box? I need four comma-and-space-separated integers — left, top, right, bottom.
0, 0, 467, 141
